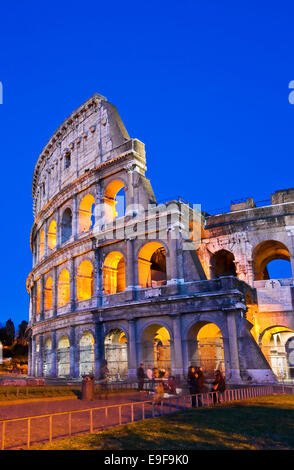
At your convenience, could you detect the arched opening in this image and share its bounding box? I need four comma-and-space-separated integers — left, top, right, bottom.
104, 329, 128, 380
286, 338, 294, 379
44, 277, 53, 311
138, 242, 167, 288
260, 326, 294, 380
104, 180, 125, 223
61, 208, 72, 244
79, 331, 95, 376
58, 269, 70, 307
77, 260, 94, 301
48, 220, 57, 251
36, 281, 41, 318
57, 336, 70, 377
103, 252, 126, 295
187, 322, 225, 379
43, 338, 52, 376
253, 241, 292, 281
211, 250, 236, 278
78, 194, 95, 233
141, 324, 171, 375
39, 230, 45, 260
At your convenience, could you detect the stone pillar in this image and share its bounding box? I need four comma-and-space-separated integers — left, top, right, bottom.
70, 258, 76, 310
44, 219, 48, 258
128, 319, 137, 378
94, 249, 103, 307
94, 180, 104, 231
73, 194, 78, 239
40, 275, 45, 321
56, 207, 61, 249
52, 266, 58, 316
31, 336, 36, 377
70, 326, 78, 378
171, 315, 184, 377
94, 322, 103, 378
38, 334, 44, 377
225, 309, 242, 383
126, 238, 136, 293
181, 339, 189, 376
166, 229, 178, 284
51, 331, 57, 377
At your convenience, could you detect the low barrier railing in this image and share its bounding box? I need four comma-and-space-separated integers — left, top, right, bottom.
1, 384, 290, 450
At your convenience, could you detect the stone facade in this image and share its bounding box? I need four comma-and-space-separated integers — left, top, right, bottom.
27, 93, 290, 385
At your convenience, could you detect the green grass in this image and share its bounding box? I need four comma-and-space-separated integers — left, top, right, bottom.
32, 395, 294, 450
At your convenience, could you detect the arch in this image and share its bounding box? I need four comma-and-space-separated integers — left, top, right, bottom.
61, 208, 72, 244
58, 269, 70, 307
211, 249, 237, 278
104, 328, 128, 380
44, 276, 53, 311
187, 321, 225, 378
104, 179, 125, 222
39, 230, 45, 260
57, 335, 70, 377
253, 240, 292, 280
43, 337, 52, 376
79, 331, 95, 376
140, 324, 171, 375
259, 325, 294, 380
76, 260, 94, 301
48, 220, 57, 250
36, 281, 41, 317
103, 251, 126, 294
138, 242, 167, 288
78, 194, 95, 233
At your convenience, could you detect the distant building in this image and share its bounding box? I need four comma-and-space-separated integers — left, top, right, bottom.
26, 94, 293, 384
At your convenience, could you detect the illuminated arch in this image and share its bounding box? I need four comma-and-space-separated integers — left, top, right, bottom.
61, 208, 72, 244
57, 335, 70, 377
78, 194, 95, 233
141, 324, 171, 374
104, 180, 125, 222
39, 230, 45, 260
253, 240, 292, 280
187, 321, 225, 378
103, 251, 126, 294
79, 331, 95, 376
48, 220, 57, 250
58, 269, 70, 307
77, 260, 94, 301
259, 325, 294, 380
105, 328, 128, 380
36, 281, 41, 317
138, 242, 167, 288
44, 276, 53, 311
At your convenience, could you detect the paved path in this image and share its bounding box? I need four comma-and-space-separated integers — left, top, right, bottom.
0, 391, 179, 449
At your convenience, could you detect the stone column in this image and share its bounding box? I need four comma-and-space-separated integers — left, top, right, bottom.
40, 274, 45, 321
31, 336, 36, 377
94, 180, 104, 231
56, 207, 61, 249
70, 326, 78, 378
38, 334, 44, 377
51, 331, 57, 377
171, 315, 184, 377
44, 219, 48, 258
126, 238, 136, 294
128, 319, 137, 378
52, 266, 58, 316
94, 248, 103, 307
94, 322, 103, 378
70, 258, 76, 310
73, 194, 78, 239
225, 309, 242, 383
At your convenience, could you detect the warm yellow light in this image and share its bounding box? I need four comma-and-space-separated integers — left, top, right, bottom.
44, 276, 53, 311
58, 269, 70, 307
79, 194, 95, 233
77, 260, 94, 301
103, 251, 125, 294
39, 230, 45, 260
48, 220, 57, 250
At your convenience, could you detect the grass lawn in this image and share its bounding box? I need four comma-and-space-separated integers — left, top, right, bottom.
32, 394, 294, 450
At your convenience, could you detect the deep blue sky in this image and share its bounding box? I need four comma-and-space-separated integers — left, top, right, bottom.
0, 0, 294, 327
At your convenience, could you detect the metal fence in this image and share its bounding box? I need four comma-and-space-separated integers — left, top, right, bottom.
1, 384, 293, 450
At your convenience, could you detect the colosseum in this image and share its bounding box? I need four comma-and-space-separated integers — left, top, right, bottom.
26, 93, 294, 385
